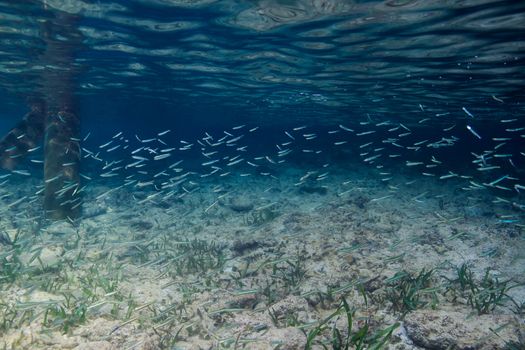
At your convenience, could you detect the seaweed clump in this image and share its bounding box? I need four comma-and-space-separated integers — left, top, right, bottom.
231, 239, 261, 256
244, 208, 280, 226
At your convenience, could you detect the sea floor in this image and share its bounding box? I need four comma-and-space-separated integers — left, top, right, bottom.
0, 162, 524, 349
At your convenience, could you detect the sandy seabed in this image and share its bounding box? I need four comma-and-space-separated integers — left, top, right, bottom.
0, 163, 524, 349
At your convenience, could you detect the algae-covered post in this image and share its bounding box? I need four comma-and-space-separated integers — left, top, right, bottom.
0, 8, 82, 221
0, 100, 46, 170
41, 11, 82, 220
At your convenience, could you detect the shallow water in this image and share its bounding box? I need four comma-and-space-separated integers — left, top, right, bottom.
0, 1, 524, 349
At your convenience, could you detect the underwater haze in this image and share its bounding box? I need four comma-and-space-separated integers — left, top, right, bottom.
0, 1, 524, 349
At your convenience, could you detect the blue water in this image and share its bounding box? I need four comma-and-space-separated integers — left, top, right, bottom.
1, 1, 523, 174
1, 1, 524, 126
0, 1, 524, 349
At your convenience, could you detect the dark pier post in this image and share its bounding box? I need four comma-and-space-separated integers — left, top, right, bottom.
43, 109, 81, 221
0, 7, 83, 221
0, 100, 46, 170
40, 11, 82, 221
